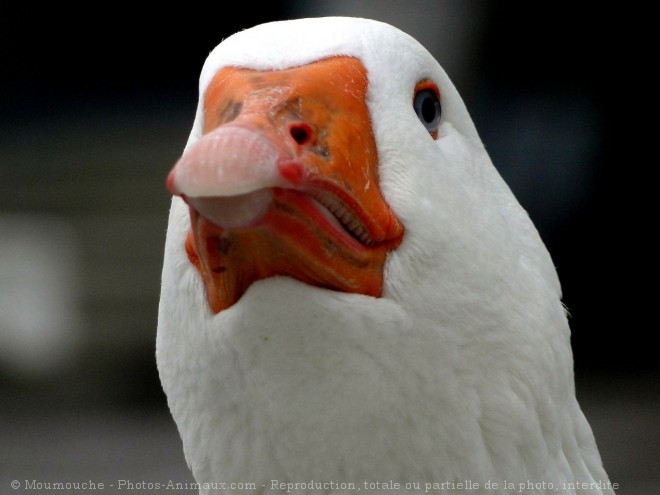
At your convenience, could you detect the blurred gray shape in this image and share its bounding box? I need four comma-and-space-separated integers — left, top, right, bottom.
0, 215, 82, 377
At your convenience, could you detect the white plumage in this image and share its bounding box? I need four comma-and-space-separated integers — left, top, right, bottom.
157, 17, 612, 494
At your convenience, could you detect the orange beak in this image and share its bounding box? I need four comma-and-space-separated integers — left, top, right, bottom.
167, 56, 404, 313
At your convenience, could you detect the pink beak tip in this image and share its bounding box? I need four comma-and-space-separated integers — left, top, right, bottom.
166, 169, 180, 196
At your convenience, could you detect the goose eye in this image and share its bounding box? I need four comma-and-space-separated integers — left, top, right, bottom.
413, 82, 441, 139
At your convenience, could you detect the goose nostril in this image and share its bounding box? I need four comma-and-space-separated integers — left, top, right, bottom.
289, 123, 314, 145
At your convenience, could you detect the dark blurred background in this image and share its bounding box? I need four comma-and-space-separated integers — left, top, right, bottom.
1, 2, 656, 494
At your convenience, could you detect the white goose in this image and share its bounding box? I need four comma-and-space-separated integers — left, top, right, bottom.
157, 17, 613, 495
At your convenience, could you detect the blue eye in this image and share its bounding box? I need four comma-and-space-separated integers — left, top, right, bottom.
413, 86, 441, 136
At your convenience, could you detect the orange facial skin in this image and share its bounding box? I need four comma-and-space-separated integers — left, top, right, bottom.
171, 56, 404, 313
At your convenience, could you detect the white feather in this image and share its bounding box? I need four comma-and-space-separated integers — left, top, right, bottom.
157, 17, 612, 494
